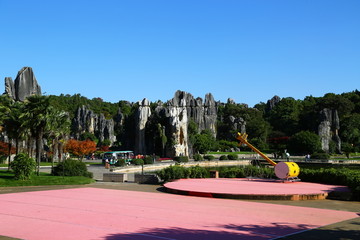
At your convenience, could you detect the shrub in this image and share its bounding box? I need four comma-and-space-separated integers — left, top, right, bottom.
132, 159, 144, 165
311, 152, 330, 160
188, 165, 209, 178
300, 167, 360, 200
193, 154, 203, 161
219, 155, 228, 160
143, 156, 155, 164
0, 155, 7, 164
156, 165, 190, 182
227, 154, 238, 160
10, 153, 36, 180
243, 165, 275, 179
203, 155, 215, 160
52, 159, 93, 178
173, 156, 189, 163
114, 159, 126, 167
218, 140, 238, 152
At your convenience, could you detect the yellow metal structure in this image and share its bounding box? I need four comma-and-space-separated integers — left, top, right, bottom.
236, 133, 277, 166
236, 132, 300, 180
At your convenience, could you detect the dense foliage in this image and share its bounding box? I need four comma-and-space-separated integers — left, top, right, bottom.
156, 165, 209, 182
173, 156, 189, 163
156, 165, 275, 182
52, 159, 93, 178
64, 139, 97, 160
10, 153, 36, 180
300, 167, 360, 200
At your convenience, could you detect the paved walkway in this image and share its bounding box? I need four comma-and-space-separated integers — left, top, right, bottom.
0, 163, 359, 240
0, 186, 359, 240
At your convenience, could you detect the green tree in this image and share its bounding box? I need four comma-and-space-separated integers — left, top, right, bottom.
341, 142, 353, 159
288, 131, 322, 155
319, 93, 354, 117
340, 113, 360, 152
193, 130, 218, 154
298, 96, 319, 132
22, 95, 54, 175
342, 90, 360, 113
268, 97, 301, 136
0, 96, 27, 170
46, 110, 70, 164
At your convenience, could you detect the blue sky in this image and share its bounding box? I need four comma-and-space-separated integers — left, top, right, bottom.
1, 0, 359, 107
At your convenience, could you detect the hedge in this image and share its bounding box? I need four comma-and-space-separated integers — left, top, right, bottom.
219, 155, 228, 160
52, 159, 93, 178
227, 154, 238, 160
173, 156, 189, 163
300, 167, 360, 200
193, 154, 204, 161
203, 155, 215, 160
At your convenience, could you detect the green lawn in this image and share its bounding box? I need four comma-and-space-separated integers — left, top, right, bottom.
0, 162, 54, 168
0, 170, 94, 187
0, 160, 102, 168
208, 151, 255, 155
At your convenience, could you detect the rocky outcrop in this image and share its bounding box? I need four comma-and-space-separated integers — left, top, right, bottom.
318, 108, 341, 153
170, 91, 217, 136
4, 77, 15, 99
4, 67, 42, 101
73, 105, 116, 144
135, 99, 151, 154
203, 93, 217, 135
267, 95, 281, 111
160, 90, 218, 157
168, 101, 189, 156
228, 116, 246, 134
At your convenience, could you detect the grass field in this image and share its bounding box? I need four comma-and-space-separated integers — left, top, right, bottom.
207, 151, 255, 155
0, 170, 94, 187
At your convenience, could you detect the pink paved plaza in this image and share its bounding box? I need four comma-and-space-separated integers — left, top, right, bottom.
0, 187, 358, 240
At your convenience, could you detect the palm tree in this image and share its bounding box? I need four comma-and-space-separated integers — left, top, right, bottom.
22, 95, 54, 175
0, 95, 26, 169
46, 109, 70, 167
4, 101, 26, 154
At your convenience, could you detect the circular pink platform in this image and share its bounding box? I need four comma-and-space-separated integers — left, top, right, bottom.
164, 178, 351, 200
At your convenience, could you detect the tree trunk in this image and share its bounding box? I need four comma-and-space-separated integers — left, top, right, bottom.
7, 142, 12, 171
15, 137, 20, 155
35, 130, 43, 176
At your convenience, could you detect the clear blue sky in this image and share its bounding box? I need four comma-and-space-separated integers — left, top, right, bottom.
1, 0, 359, 107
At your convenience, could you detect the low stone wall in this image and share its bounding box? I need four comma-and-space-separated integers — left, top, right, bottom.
103, 173, 127, 182
112, 160, 251, 174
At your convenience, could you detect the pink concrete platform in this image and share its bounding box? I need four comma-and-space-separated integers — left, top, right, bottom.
164, 178, 351, 200
0, 187, 358, 240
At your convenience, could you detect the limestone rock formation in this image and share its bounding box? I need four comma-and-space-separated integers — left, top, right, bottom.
203, 93, 217, 136
135, 98, 152, 154
73, 105, 116, 144
4, 77, 15, 99
318, 108, 341, 153
228, 115, 246, 134
4, 67, 42, 101
267, 95, 281, 111
160, 90, 218, 157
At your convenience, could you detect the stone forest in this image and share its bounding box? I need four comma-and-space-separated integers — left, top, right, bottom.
1, 66, 360, 161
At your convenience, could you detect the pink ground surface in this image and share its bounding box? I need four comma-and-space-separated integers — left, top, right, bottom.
0, 187, 357, 240
164, 178, 350, 195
